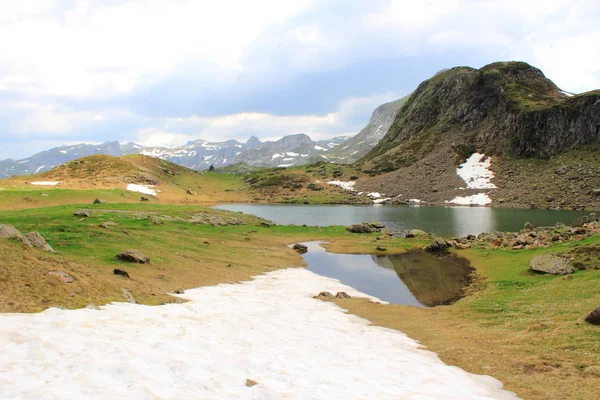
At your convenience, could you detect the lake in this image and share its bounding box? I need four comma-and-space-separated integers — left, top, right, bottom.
298, 241, 473, 306
215, 204, 589, 237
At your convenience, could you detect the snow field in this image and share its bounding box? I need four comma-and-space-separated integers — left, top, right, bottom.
126, 184, 157, 196
0, 268, 518, 399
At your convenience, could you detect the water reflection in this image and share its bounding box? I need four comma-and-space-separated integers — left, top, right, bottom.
215, 204, 588, 237
300, 242, 473, 307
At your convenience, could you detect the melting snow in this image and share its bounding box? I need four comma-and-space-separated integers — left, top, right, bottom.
30, 181, 60, 186
59, 150, 67, 154
409, 199, 422, 204
327, 181, 356, 191
367, 192, 382, 199
0, 268, 517, 400
447, 193, 492, 206
126, 184, 157, 196
372, 198, 391, 204
271, 153, 283, 159
560, 90, 575, 97
278, 163, 294, 168
456, 153, 496, 189
314, 145, 327, 151
34, 165, 46, 173
285, 152, 299, 157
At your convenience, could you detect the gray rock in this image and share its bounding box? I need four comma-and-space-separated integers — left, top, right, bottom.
368, 221, 385, 229
121, 288, 136, 304
48, 271, 74, 283
346, 224, 375, 234
93, 198, 107, 204
425, 237, 451, 253
73, 210, 90, 217
584, 307, 600, 325
376, 245, 387, 251
100, 221, 117, 229
116, 250, 150, 264
571, 216, 589, 228
530, 254, 573, 275
0, 224, 23, 239
24, 232, 55, 252
292, 243, 308, 254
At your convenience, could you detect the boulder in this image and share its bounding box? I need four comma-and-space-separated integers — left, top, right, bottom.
368, 221, 385, 229
0, 224, 23, 239
186, 189, 196, 195
292, 243, 308, 254
140, 196, 149, 202
346, 224, 375, 234
47, 271, 74, 283
410, 229, 430, 237
524, 221, 535, 230
376, 245, 387, 251
529, 254, 573, 275
571, 216, 589, 228
116, 250, 150, 264
24, 232, 55, 252
584, 307, 600, 325
93, 198, 107, 204
425, 237, 451, 253
173, 288, 185, 294
73, 210, 90, 217
335, 292, 351, 299
100, 221, 117, 229
113, 269, 131, 278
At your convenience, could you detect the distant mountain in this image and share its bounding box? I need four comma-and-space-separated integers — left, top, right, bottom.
323, 96, 410, 163
0, 134, 354, 178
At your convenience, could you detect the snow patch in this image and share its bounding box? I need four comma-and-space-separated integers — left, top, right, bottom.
367, 192, 382, 199
372, 198, 391, 204
314, 145, 327, 151
327, 181, 356, 191
456, 153, 496, 189
278, 163, 294, 168
34, 165, 46, 173
30, 181, 60, 186
409, 199, 422, 204
447, 193, 492, 206
271, 153, 283, 159
126, 184, 157, 196
0, 268, 517, 400
59, 150, 67, 154
285, 152, 299, 157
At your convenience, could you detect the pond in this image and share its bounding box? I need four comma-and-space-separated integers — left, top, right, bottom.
298, 242, 473, 306
215, 203, 589, 237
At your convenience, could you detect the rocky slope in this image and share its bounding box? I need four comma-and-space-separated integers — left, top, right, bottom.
325, 95, 410, 163
353, 61, 600, 210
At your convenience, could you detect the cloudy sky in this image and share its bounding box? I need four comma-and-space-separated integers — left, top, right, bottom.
1, 0, 599, 160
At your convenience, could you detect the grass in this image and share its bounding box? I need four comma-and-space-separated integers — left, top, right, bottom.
336, 235, 600, 400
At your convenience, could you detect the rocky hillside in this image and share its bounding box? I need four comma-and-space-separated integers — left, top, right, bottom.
325, 95, 410, 163
352, 61, 600, 210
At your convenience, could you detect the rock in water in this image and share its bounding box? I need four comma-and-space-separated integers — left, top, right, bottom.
584, 307, 600, 325
529, 254, 573, 275
292, 243, 308, 254
24, 232, 55, 252
116, 250, 150, 264
524, 221, 535, 230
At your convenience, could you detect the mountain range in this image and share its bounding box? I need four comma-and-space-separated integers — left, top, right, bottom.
0, 100, 406, 178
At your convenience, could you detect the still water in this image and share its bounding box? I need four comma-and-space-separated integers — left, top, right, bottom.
299, 242, 473, 306
216, 203, 589, 237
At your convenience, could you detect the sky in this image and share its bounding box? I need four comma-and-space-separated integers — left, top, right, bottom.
1, 0, 599, 160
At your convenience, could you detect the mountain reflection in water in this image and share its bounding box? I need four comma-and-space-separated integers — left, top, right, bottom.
301, 242, 473, 307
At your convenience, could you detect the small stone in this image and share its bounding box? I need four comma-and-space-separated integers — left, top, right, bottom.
225, 263, 232, 268
186, 189, 196, 195
116, 250, 150, 264
376, 245, 387, 251
335, 292, 351, 299
47, 271, 74, 283
524, 221, 535, 230
245, 379, 258, 387
113, 269, 131, 279
121, 288, 136, 304
292, 243, 308, 254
